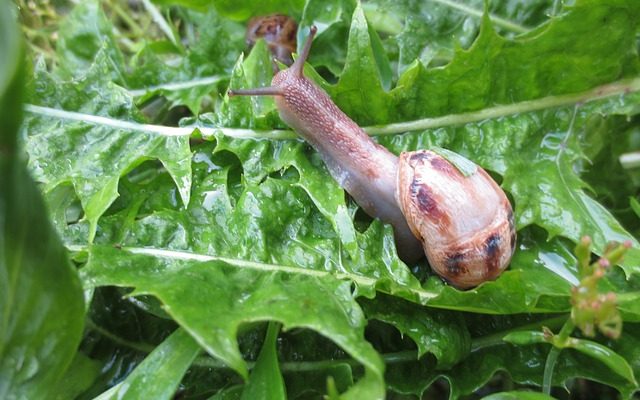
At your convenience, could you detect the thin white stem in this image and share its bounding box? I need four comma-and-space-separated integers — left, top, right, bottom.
93, 384, 120, 400
140, 0, 177, 47
128, 76, 224, 97
23, 104, 296, 140
24, 104, 187, 136
24, 77, 640, 140
366, 77, 640, 136
620, 152, 640, 170
552, 0, 563, 16
68, 244, 438, 302
431, 0, 529, 33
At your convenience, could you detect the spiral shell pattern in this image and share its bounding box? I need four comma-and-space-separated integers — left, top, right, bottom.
396, 150, 516, 288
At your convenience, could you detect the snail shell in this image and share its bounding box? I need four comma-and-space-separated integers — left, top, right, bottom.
246, 14, 298, 66
397, 150, 516, 289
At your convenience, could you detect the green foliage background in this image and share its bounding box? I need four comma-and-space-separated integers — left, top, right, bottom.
2, 0, 640, 398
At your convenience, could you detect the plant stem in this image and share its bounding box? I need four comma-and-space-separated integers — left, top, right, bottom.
471, 315, 567, 352
556, 318, 576, 343
85, 304, 571, 374
361, 4, 403, 35
542, 318, 575, 395
193, 350, 421, 372
110, 2, 144, 37
620, 152, 640, 170
140, 0, 178, 47
366, 77, 640, 136
70, 244, 572, 314
128, 75, 225, 97
72, 244, 440, 303
551, 0, 563, 17
432, 0, 529, 33
542, 347, 560, 395
86, 318, 155, 353
24, 77, 640, 140
193, 317, 569, 371
23, 104, 297, 140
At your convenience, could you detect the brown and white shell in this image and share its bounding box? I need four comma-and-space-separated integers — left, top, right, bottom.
396, 150, 516, 289
246, 14, 298, 66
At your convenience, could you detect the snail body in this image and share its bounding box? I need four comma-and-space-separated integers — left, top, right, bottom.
229, 27, 515, 288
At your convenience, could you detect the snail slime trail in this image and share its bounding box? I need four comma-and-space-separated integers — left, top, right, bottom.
228, 26, 516, 289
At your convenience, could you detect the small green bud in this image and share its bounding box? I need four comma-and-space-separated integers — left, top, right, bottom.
571, 239, 631, 339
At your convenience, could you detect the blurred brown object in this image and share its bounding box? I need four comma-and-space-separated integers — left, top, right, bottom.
246, 14, 298, 66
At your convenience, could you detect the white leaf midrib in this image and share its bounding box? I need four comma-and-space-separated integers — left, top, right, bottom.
23, 104, 296, 140
68, 244, 438, 301
24, 77, 640, 140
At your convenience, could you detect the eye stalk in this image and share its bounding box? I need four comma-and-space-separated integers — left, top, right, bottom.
228, 26, 317, 98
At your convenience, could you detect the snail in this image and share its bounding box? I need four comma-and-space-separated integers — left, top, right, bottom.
228, 26, 516, 288
246, 14, 298, 66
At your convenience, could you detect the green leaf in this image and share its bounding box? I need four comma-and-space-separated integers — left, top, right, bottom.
70, 287, 182, 397
222, 39, 280, 128
53, 353, 102, 400
75, 148, 582, 315
387, 322, 640, 398
83, 137, 589, 315
502, 330, 546, 346
56, 0, 125, 81
567, 337, 637, 386
0, 0, 21, 151
150, 0, 212, 12
430, 146, 478, 177
0, 1, 85, 398
212, 130, 362, 260
80, 245, 385, 398
298, 0, 355, 77
499, 100, 640, 274
98, 328, 202, 400
482, 391, 556, 400
211, 385, 243, 399
389, 0, 640, 122
618, 291, 640, 322
241, 323, 286, 400
631, 196, 640, 218
128, 140, 419, 301
210, 0, 306, 20
282, 363, 355, 399
328, 3, 392, 125
128, 8, 244, 115
368, 0, 554, 75
360, 295, 470, 368
17, 0, 640, 397
23, 51, 192, 241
